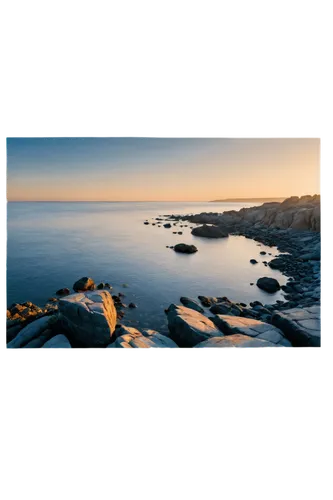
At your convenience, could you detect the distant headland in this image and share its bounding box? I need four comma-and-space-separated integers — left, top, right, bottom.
211, 197, 287, 203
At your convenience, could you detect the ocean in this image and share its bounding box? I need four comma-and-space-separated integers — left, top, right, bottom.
7, 201, 287, 331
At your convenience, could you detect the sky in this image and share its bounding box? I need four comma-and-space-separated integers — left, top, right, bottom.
7, 138, 320, 201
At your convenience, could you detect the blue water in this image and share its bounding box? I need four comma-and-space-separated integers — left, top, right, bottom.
7, 202, 287, 331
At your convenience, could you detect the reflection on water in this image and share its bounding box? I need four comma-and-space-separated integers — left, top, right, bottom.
7, 202, 287, 331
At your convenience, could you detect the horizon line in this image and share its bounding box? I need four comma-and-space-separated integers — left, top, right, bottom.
6, 197, 292, 203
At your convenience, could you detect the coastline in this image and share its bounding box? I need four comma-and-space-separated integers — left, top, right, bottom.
6, 196, 320, 348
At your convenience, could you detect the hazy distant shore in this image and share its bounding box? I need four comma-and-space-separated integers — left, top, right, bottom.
211, 197, 287, 203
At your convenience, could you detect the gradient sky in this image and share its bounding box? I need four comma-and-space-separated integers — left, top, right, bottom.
7, 138, 320, 201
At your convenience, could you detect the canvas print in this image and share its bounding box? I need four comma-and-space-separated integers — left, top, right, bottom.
6, 138, 320, 348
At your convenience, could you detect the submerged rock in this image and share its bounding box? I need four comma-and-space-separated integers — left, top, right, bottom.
256, 277, 280, 293
174, 243, 198, 254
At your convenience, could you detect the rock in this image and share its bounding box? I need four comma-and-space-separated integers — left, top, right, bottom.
198, 296, 220, 307
6, 324, 24, 343
250, 259, 258, 264
191, 224, 228, 238
144, 221, 149, 225
128, 302, 137, 309
104, 283, 112, 289
210, 302, 243, 316
56, 288, 70, 296
298, 251, 320, 261
260, 251, 266, 255
250, 301, 263, 307
178, 231, 183, 235
7, 315, 55, 348
272, 305, 320, 346
73, 277, 95, 292
268, 258, 285, 270
109, 326, 178, 348
180, 297, 204, 313
256, 277, 280, 293
163, 223, 172, 228
58, 290, 117, 347
97, 283, 105, 289
194, 334, 281, 348
23, 329, 55, 348
42, 334, 72, 348
174, 243, 198, 254
165, 304, 223, 347
211, 315, 291, 346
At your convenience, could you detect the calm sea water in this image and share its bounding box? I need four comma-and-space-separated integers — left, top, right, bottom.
7, 202, 287, 331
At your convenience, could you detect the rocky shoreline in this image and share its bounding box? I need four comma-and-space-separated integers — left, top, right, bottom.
6, 195, 320, 348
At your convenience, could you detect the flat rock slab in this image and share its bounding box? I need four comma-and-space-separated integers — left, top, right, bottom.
59, 290, 117, 347
7, 315, 55, 348
211, 315, 291, 346
166, 304, 223, 347
272, 305, 320, 347
42, 334, 71, 348
195, 334, 281, 348
108, 326, 178, 348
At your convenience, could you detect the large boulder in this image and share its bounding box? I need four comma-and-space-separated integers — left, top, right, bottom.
211, 315, 291, 346
194, 334, 281, 348
108, 326, 178, 348
7, 315, 56, 348
256, 277, 280, 293
58, 290, 117, 347
73, 277, 95, 292
180, 297, 204, 313
173, 243, 198, 254
191, 224, 228, 238
165, 304, 223, 347
42, 334, 72, 348
272, 305, 320, 346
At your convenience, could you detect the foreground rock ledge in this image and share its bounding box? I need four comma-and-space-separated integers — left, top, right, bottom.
272, 305, 320, 347
166, 304, 223, 347
58, 290, 117, 347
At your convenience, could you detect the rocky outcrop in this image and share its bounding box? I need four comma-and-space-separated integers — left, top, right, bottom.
272, 305, 320, 346
108, 326, 178, 348
165, 304, 223, 347
191, 224, 228, 238
173, 195, 320, 232
58, 290, 117, 347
